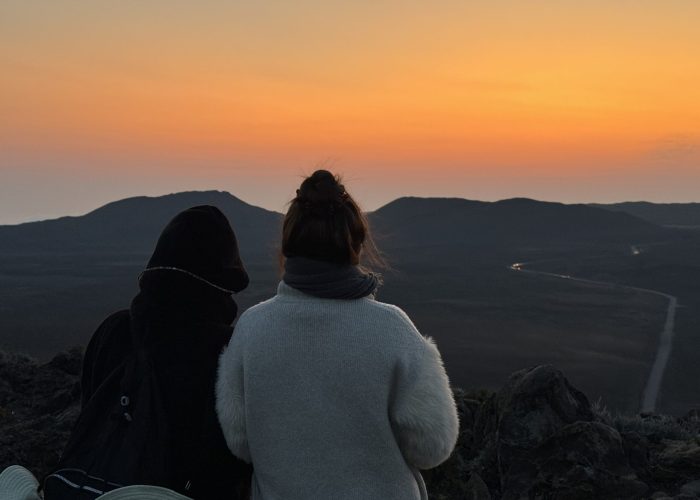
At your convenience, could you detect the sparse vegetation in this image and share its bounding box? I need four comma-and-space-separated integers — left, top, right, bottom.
594, 399, 700, 442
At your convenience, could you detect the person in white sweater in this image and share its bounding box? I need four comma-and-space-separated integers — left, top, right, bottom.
216, 170, 459, 500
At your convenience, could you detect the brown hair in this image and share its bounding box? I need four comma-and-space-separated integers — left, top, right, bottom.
281, 170, 383, 268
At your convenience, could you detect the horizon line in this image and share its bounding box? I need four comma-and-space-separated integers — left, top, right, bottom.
2, 189, 700, 227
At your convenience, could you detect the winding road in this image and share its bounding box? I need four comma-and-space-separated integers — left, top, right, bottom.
509, 260, 678, 413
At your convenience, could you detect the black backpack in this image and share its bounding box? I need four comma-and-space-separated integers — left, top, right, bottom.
44, 342, 174, 499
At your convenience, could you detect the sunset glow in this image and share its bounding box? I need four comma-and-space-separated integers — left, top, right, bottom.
2, 1, 699, 223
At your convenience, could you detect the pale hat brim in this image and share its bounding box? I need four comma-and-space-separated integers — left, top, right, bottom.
96, 485, 193, 500
0, 466, 194, 500
0, 465, 41, 500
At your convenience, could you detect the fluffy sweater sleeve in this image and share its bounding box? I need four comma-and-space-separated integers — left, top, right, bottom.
389, 313, 459, 470
215, 332, 251, 463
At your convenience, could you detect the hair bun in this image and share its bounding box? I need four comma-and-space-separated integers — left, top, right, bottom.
283, 169, 383, 267
295, 170, 347, 215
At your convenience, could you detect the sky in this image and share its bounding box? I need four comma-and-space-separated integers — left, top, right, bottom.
1, 1, 699, 224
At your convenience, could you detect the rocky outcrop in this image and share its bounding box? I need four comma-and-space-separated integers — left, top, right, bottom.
2, 352, 699, 499
426, 365, 700, 500
493, 365, 597, 497
0, 349, 82, 481
523, 421, 648, 498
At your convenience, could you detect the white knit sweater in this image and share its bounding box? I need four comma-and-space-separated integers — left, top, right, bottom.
216, 282, 459, 500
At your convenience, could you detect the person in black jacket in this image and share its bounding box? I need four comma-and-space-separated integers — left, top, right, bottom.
58, 205, 251, 499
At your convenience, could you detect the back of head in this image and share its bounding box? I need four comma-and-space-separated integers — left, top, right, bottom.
282, 170, 381, 267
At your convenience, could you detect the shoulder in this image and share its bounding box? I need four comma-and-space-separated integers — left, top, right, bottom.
228, 296, 280, 342
99, 309, 131, 332
369, 301, 417, 325
236, 296, 279, 324
361, 300, 431, 350
367, 300, 419, 331
86, 310, 131, 354
83, 309, 132, 386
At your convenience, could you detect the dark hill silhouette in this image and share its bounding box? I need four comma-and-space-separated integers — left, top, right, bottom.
370, 196, 668, 250
591, 202, 700, 227
0, 193, 669, 258
0, 191, 282, 259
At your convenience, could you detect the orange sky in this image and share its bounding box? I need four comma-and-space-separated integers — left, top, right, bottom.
1, 1, 699, 223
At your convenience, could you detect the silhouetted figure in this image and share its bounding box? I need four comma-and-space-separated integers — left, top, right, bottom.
44, 206, 252, 499
216, 171, 459, 500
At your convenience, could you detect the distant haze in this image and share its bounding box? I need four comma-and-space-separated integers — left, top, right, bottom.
2, 1, 700, 223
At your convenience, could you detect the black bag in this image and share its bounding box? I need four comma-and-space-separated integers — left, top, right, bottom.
44, 343, 172, 499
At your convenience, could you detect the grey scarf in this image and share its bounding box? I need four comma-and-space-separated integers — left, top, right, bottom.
283, 257, 379, 299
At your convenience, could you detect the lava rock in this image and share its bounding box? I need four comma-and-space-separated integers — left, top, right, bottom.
680, 479, 700, 496
622, 430, 651, 472
494, 365, 594, 496
45, 347, 83, 376
655, 440, 700, 481
519, 421, 647, 499
465, 472, 491, 500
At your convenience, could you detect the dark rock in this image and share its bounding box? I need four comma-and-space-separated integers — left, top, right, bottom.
622, 430, 650, 472
495, 365, 593, 449
429, 364, 700, 498
0, 378, 12, 405
450, 388, 482, 453
493, 365, 594, 496
469, 393, 501, 494
473, 393, 498, 450
521, 421, 648, 499
0, 349, 83, 480
0, 352, 37, 398
45, 347, 83, 376
457, 394, 482, 445
682, 409, 700, 423
464, 472, 491, 500
421, 391, 483, 499
36, 384, 78, 414
680, 479, 700, 496
654, 440, 700, 481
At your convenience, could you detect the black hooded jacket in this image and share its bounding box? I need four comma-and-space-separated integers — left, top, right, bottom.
77, 206, 251, 498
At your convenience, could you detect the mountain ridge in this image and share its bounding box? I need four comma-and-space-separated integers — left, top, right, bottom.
0, 192, 675, 264
0, 191, 672, 255
592, 201, 700, 227
371, 195, 667, 249
3, 193, 700, 231
0, 191, 282, 256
